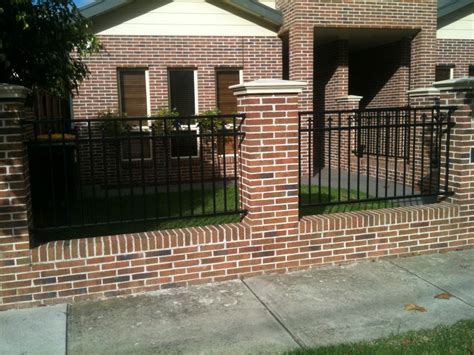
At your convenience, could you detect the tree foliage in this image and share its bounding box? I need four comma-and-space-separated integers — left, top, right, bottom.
0, 0, 101, 97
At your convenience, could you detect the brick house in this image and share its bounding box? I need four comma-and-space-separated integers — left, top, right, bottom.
68, 0, 473, 192
74, 0, 473, 117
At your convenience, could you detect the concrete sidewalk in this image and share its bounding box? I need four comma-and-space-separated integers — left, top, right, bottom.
1, 249, 473, 354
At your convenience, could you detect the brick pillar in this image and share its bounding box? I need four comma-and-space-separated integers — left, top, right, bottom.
335, 95, 362, 111
0, 84, 32, 273
407, 87, 440, 107
231, 79, 305, 239
433, 78, 474, 217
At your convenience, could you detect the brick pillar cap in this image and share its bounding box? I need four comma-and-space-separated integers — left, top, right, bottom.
433, 77, 474, 91
407, 87, 440, 97
0, 83, 30, 99
336, 95, 363, 103
230, 79, 306, 96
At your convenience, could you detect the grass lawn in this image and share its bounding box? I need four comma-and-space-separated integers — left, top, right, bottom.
288, 319, 474, 355
34, 184, 397, 242
34, 185, 241, 242
299, 184, 396, 216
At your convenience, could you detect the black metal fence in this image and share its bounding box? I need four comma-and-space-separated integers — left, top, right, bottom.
298, 106, 456, 211
23, 114, 246, 239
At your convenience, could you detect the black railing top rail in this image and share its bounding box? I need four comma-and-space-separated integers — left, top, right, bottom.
299, 105, 457, 115
20, 113, 246, 124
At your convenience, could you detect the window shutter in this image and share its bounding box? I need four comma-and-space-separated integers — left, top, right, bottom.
169, 70, 195, 116
216, 71, 240, 114
119, 70, 147, 119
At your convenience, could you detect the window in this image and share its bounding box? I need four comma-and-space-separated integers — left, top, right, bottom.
216, 70, 240, 155
435, 64, 454, 81
121, 133, 153, 161
281, 32, 290, 80
171, 130, 198, 158
118, 69, 149, 125
168, 69, 198, 158
118, 69, 151, 160
169, 69, 196, 116
469, 65, 474, 77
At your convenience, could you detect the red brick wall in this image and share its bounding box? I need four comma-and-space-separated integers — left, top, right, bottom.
276, 0, 438, 111
1, 203, 472, 311
437, 39, 474, 78
72, 36, 282, 119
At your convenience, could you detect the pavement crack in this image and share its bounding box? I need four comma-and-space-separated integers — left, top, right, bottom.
389, 260, 474, 308
240, 278, 308, 350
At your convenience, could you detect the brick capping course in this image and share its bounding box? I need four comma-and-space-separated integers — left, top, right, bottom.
31, 223, 250, 264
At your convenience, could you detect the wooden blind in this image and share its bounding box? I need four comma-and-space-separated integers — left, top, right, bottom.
169, 70, 195, 116
119, 70, 147, 118
216, 71, 240, 155
216, 71, 240, 114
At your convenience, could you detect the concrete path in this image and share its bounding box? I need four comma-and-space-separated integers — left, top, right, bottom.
1, 249, 473, 354
0, 304, 67, 355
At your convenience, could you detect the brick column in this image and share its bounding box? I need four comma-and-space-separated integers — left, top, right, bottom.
231, 79, 305, 239
433, 78, 474, 216
407, 87, 440, 107
0, 84, 32, 274
335, 95, 362, 111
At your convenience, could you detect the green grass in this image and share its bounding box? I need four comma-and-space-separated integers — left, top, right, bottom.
34, 184, 397, 242
34, 185, 241, 242
300, 185, 396, 216
288, 319, 474, 355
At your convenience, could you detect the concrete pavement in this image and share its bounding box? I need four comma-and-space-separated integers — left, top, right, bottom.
0, 304, 67, 355
1, 249, 473, 354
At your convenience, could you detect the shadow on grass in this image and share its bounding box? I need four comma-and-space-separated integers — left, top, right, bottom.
300, 185, 396, 217
34, 186, 241, 243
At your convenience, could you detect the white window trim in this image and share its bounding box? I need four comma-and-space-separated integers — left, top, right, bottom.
449, 67, 454, 79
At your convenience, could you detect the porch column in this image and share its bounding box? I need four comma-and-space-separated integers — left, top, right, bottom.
433, 78, 474, 217
0, 84, 32, 277
231, 79, 306, 239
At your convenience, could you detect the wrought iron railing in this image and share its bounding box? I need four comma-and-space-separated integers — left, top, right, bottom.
22, 114, 246, 239
298, 106, 456, 211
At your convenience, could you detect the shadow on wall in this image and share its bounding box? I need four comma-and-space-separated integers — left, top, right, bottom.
349, 39, 411, 109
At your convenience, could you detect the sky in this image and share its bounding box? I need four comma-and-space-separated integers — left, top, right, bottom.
74, 0, 94, 7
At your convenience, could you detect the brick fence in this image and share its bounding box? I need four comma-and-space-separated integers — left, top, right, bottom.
0, 78, 473, 311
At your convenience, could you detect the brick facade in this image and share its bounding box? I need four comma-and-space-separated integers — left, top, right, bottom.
73, 35, 282, 119
437, 39, 474, 79
276, 0, 438, 111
